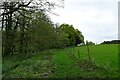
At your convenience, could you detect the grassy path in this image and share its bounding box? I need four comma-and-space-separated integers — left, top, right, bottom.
52, 50, 80, 78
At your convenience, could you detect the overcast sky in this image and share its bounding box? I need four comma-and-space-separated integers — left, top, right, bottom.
50, 0, 119, 44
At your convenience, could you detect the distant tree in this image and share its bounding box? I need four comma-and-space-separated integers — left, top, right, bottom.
86, 41, 95, 45
75, 29, 84, 45
101, 40, 120, 44
51, 24, 70, 48
59, 24, 76, 46
59, 24, 84, 46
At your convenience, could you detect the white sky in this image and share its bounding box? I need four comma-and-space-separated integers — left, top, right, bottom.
49, 0, 119, 44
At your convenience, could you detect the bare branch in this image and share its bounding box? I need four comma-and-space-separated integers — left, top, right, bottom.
0, 0, 33, 16
17, 10, 32, 19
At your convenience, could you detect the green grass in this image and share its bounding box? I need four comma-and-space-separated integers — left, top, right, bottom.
52, 50, 80, 78
2, 44, 119, 78
73, 44, 118, 71
77, 44, 118, 77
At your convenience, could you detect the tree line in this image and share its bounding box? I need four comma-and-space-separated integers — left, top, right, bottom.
101, 40, 120, 44
0, 1, 84, 57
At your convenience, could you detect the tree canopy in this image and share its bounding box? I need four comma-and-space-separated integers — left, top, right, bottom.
0, 0, 84, 58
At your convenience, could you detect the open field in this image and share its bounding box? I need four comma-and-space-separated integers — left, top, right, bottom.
2, 44, 119, 78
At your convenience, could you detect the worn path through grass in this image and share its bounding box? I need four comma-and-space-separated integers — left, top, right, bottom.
52, 50, 80, 78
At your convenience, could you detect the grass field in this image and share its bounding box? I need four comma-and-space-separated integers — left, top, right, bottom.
2, 44, 119, 78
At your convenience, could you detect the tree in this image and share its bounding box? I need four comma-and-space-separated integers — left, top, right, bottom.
52, 26, 70, 48
75, 29, 84, 45
59, 24, 84, 46
31, 12, 55, 51
0, 0, 64, 56
59, 24, 76, 46
86, 41, 95, 45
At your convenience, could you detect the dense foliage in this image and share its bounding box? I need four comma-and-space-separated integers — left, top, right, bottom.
0, 1, 84, 57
